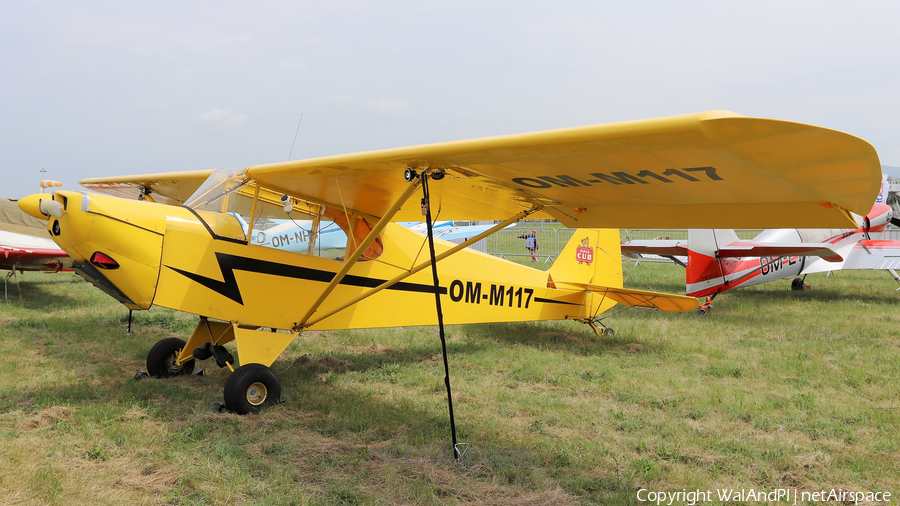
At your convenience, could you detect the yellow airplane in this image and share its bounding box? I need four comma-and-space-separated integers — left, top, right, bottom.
18, 110, 881, 418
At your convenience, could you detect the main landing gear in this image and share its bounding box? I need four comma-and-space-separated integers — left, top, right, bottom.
791, 276, 810, 291
223, 364, 282, 414
144, 318, 291, 415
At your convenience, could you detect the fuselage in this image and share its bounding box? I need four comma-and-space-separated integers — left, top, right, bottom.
19, 187, 619, 331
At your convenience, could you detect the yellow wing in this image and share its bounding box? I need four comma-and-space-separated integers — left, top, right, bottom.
81, 169, 217, 206
81, 111, 881, 227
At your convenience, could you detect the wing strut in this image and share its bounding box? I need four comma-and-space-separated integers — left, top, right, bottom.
292, 176, 423, 331
420, 171, 466, 463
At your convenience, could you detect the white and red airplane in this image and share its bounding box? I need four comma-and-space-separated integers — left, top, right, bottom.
622, 176, 900, 314
1, 191, 71, 297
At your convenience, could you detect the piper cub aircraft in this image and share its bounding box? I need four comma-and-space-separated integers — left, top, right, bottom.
19, 111, 881, 415
622, 176, 900, 314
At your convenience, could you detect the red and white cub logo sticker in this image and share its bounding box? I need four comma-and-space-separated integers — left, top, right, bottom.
576, 237, 593, 264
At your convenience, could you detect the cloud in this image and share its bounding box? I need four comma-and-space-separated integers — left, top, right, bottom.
197, 108, 249, 128
366, 98, 410, 115
332, 95, 352, 106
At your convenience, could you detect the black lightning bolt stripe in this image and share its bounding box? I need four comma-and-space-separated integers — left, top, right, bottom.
167, 252, 446, 306
533, 297, 579, 306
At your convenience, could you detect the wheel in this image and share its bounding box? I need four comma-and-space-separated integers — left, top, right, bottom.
603, 327, 615, 336
146, 337, 195, 378
223, 363, 282, 414
791, 277, 807, 291
696, 307, 709, 317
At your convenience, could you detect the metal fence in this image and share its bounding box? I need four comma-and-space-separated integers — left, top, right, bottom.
486, 226, 683, 264
882, 228, 900, 241
485, 227, 599, 264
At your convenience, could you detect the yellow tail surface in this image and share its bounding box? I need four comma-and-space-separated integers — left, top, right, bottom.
548, 229, 623, 289
546, 229, 624, 318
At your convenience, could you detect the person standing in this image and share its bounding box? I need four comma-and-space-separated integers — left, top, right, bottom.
518, 229, 539, 262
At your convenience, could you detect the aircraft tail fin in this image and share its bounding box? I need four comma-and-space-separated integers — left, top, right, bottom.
547, 229, 623, 290
685, 229, 739, 297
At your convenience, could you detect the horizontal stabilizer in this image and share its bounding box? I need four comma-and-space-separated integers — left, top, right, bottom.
716, 242, 843, 262
556, 282, 699, 312
620, 240, 687, 257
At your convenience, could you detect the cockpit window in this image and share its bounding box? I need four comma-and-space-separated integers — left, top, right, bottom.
183, 168, 381, 260
184, 168, 250, 214
183, 169, 254, 241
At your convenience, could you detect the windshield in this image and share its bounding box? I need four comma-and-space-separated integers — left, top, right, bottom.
183, 168, 370, 259
184, 168, 251, 213
183, 169, 254, 241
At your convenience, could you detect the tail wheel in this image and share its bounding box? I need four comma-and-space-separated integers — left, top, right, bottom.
791, 277, 807, 291
696, 296, 714, 316
223, 363, 282, 414
147, 337, 195, 378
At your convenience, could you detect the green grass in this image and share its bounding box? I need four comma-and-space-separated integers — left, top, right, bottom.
1, 264, 899, 505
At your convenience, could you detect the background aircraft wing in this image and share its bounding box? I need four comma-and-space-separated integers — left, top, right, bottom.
556, 282, 699, 312
716, 242, 844, 262
79, 111, 881, 228
803, 240, 900, 274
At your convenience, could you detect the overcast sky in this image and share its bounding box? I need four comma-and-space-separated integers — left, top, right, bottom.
3, 1, 899, 198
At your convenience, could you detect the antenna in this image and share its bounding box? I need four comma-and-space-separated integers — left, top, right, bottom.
288, 114, 303, 160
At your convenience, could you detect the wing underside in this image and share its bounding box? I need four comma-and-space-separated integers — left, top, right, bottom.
81, 169, 217, 206
79, 111, 882, 229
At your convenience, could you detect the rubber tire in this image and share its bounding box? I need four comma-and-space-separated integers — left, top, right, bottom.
223, 363, 282, 414
791, 277, 806, 291
147, 337, 195, 378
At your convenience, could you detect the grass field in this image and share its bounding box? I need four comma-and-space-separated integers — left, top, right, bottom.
1, 261, 899, 505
